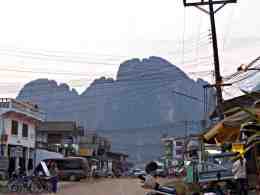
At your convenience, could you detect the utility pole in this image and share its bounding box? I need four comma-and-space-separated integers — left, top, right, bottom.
183, 0, 237, 118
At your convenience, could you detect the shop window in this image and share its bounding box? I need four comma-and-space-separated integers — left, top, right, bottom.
22, 123, 28, 138
11, 120, 18, 135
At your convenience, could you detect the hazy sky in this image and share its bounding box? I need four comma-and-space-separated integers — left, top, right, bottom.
0, 0, 259, 98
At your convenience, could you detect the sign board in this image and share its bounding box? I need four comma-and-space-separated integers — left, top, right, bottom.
79, 148, 93, 156
185, 164, 194, 183
63, 136, 73, 144
164, 140, 173, 160
40, 161, 51, 177
232, 143, 244, 155
0, 157, 9, 170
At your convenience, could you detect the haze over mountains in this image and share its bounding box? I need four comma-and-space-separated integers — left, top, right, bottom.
17, 56, 215, 162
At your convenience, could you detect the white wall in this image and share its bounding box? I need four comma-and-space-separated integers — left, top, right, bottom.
5, 116, 36, 148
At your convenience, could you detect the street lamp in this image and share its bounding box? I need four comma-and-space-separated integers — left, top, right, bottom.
237, 64, 260, 72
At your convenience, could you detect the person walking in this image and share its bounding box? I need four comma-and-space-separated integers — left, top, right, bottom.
232, 156, 248, 195
49, 161, 59, 194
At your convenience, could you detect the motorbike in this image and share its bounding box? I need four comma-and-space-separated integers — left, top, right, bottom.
139, 174, 177, 195
200, 182, 225, 195
7, 170, 35, 193
7, 168, 53, 193
138, 161, 177, 195
30, 176, 53, 193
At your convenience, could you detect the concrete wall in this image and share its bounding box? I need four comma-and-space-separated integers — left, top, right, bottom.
4, 116, 36, 148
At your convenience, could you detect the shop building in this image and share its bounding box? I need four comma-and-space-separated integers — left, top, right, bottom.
36, 121, 80, 156
0, 98, 45, 176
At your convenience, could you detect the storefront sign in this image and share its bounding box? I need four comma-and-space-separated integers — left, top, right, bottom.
40, 161, 50, 177
232, 143, 244, 155
79, 148, 93, 156
63, 136, 74, 144
164, 140, 173, 159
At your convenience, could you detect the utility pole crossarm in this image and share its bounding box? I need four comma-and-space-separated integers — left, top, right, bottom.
214, 3, 227, 14
183, 0, 236, 6
195, 6, 209, 14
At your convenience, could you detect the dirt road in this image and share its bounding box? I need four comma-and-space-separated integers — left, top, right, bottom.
55, 178, 148, 195
3, 178, 186, 195
4, 178, 257, 195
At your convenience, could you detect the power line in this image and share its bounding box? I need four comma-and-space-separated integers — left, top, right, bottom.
0, 46, 129, 59
172, 89, 204, 103
0, 51, 116, 65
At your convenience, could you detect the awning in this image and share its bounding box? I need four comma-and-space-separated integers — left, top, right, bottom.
203, 108, 260, 144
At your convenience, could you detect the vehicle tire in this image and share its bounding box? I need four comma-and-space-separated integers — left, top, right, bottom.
30, 181, 43, 193
8, 182, 22, 192
46, 182, 53, 193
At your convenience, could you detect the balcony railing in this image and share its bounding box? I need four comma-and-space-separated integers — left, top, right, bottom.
0, 98, 45, 121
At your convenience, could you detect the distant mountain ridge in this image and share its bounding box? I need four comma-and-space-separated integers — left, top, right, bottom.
17, 56, 215, 162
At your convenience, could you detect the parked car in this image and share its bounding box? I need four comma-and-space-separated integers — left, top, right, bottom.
43, 157, 90, 181
93, 169, 115, 178
129, 168, 145, 177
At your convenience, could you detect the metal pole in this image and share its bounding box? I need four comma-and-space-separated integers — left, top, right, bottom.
183, 0, 237, 119
34, 122, 38, 170
208, 0, 223, 117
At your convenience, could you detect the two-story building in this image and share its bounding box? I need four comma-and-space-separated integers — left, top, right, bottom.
36, 121, 80, 156
161, 136, 186, 166
0, 98, 45, 176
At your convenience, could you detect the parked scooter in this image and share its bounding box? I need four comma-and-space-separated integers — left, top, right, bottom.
7, 168, 36, 193
7, 169, 24, 192
30, 174, 53, 193
139, 161, 177, 195
200, 181, 225, 195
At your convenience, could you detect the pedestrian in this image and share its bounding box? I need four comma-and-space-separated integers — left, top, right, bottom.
49, 161, 59, 194
232, 156, 248, 195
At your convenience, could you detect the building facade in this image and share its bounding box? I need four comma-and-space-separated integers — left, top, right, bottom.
0, 98, 45, 176
78, 133, 111, 157
172, 137, 185, 160
161, 136, 187, 166
36, 121, 80, 156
